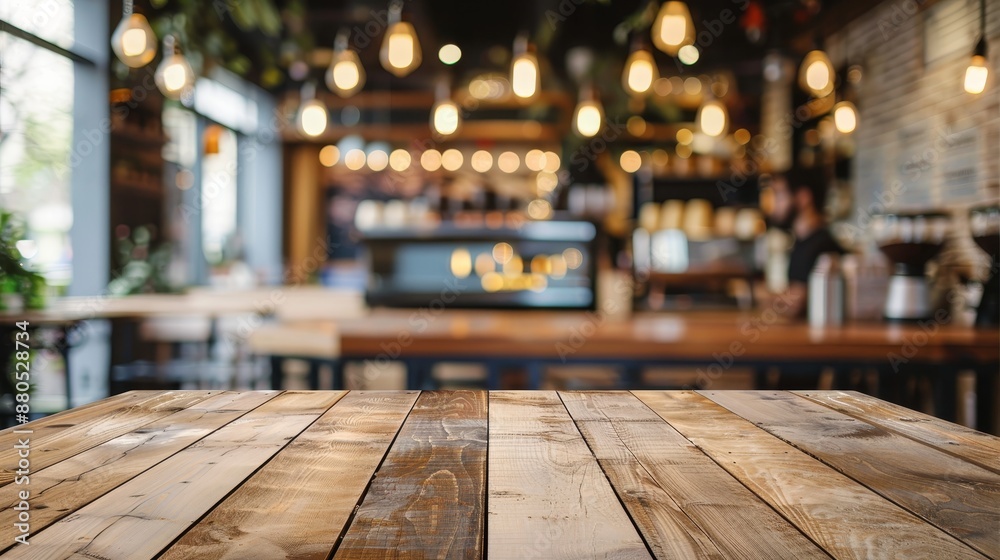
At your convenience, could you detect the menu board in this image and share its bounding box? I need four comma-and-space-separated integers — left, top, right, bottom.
939, 126, 980, 201
895, 124, 933, 209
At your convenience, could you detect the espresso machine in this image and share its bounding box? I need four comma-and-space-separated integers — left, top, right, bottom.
970, 205, 999, 327
871, 212, 949, 321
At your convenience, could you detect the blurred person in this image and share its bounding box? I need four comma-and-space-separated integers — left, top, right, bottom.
756, 167, 844, 318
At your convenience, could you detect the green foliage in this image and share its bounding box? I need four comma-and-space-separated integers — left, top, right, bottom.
146, 0, 309, 89
0, 211, 46, 309
107, 225, 176, 296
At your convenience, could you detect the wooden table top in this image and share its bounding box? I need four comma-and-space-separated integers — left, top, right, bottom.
335, 309, 1000, 362
2, 390, 997, 559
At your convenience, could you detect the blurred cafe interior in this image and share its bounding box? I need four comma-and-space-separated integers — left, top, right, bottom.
0, 0, 997, 432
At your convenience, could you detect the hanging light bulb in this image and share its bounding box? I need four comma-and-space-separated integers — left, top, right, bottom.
154, 36, 195, 100
297, 83, 328, 138
622, 42, 658, 96
964, 40, 989, 95
965, 0, 990, 94
326, 30, 365, 97
573, 86, 604, 138
111, 0, 157, 68
511, 34, 541, 100
833, 101, 858, 134
380, 0, 422, 77
697, 98, 728, 137
798, 50, 835, 98
652, 1, 695, 56
431, 79, 461, 137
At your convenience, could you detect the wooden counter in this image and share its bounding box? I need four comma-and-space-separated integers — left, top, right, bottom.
335, 309, 999, 363
1, 390, 996, 558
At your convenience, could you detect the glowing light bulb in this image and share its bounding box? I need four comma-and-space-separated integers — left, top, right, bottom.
367, 149, 389, 171
154, 37, 195, 100
511, 52, 540, 99
677, 44, 699, 65
620, 150, 642, 173
389, 149, 411, 171
573, 99, 604, 138
652, 1, 694, 56
622, 49, 658, 95
439, 44, 462, 65
380, 17, 422, 77
697, 100, 728, 137
441, 149, 463, 171
497, 152, 520, 173
111, 11, 157, 68
297, 100, 328, 137
432, 99, 461, 136
833, 101, 858, 134
451, 248, 472, 278
471, 150, 493, 172
798, 50, 835, 97
326, 49, 365, 97
964, 54, 988, 94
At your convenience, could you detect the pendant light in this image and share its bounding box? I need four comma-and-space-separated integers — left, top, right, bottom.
326, 29, 365, 97
697, 98, 728, 137
833, 101, 858, 134
622, 36, 658, 96
573, 85, 604, 138
380, 0, 422, 77
511, 34, 541, 100
297, 83, 328, 137
154, 36, 195, 100
652, 1, 695, 56
431, 78, 461, 137
798, 49, 835, 98
832, 30, 860, 134
964, 0, 989, 94
111, 0, 157, 68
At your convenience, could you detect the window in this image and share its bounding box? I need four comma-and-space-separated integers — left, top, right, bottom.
0, 27, 76, 288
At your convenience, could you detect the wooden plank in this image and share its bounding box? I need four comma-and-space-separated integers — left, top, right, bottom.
635, 391, 987, 560
0, 390, 279, 553
335, 390, 487, 560
4, 391, 343, 560
796, 390, 1000, 475
487, 391, 651, 560
161, 391, 419, 560
700, 390, 1000, 558
0, 390, 220, 486
563, 391, 827, 559
0, 390, 141, 438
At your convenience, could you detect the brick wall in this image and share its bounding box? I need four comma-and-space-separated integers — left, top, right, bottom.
827, 0, 999, 275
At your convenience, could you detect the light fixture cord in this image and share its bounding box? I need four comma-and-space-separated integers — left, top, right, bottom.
335, 28, 349, 52
388, 0, 403, 25
123, 0, 133, 16
980, 0, 986, 39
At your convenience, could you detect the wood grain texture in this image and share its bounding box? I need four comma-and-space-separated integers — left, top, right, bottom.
487, 391, 652, 560
634, 391, 987, 560
563, 391, 827, 560
161, 391, 419, 560
5, 391, 343, 560
335, 390, 487, 560
0, 391, 279, 553
796, 390, 1000, 475
0, 390, 219, 486
0, 390, 140, 439
700, 390, 1000, 558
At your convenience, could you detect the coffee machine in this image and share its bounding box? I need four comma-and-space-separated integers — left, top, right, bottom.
970, 205, 999, 327
871, 212, 949, 321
